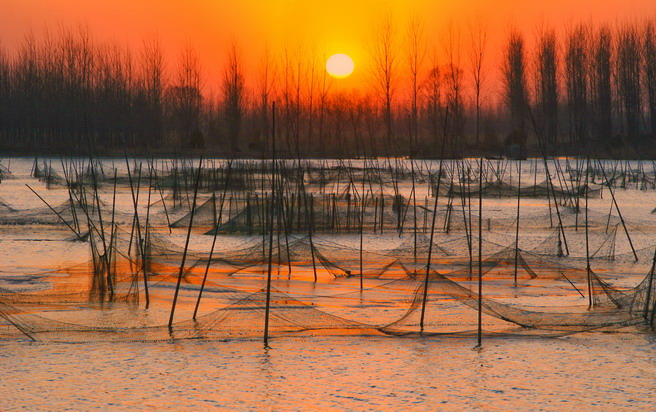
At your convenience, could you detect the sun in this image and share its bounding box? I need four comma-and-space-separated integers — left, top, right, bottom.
326, 54, 354, 79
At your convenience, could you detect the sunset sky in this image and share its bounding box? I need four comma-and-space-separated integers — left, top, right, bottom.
2, 0, 655, 94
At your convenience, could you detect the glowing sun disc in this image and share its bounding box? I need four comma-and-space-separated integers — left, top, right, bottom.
326, 54, 354, 78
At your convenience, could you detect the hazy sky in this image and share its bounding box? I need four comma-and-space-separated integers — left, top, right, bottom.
1, 0, 655, 93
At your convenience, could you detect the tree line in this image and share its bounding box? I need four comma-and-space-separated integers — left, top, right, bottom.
2, 18, 656, 157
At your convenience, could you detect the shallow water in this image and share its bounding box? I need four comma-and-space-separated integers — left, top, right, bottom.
1, 332, 654, 410
1, 157, 655, 409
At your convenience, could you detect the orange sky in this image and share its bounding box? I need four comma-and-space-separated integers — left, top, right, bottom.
1, 0, 655, 95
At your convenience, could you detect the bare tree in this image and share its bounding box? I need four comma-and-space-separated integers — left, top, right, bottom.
564, 24, 590, 146
168, 45, 203, 148
502, 28, 528, 142
16, 30, 42, 146
291, 44, 305, 155
423, 49, 443, 151
616, 22, 642, 143
140, 34, 166, 147
0, 42, 9, 144
256, 44, 276, 153
7, 16, 656, 155
591, 25, 613, 144
316, 50, 332, 155
370, 15, 396, 150
443, 23, 464, 148
468, 18, 488, 146
304, 48, 325, 153
534, 25, 558, 146
406, 16, 426, 149
279, 44, 296, 153
643, 19, 656, 138
222, 40, 246, 153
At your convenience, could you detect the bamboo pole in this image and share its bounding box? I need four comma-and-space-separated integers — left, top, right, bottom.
193, 160, 233, 319
168, 157, 203, 330
359, 170, 366, 290
419, 107, 448, 332
527, 105, 569, 255
107, 168, 118, 301
476, 157, 483, 348
644, 249, 656, 323
152, 166, 172, 233
410, 158, 418, 262
126, 161, 148, 307
596, 159, 638, 262
142, 164, 154, 284
264, 102, 277, 347
585, 157, 593, 309
513, 154, 522, 287
26, 184, 80, 238
89, 158, 111, 300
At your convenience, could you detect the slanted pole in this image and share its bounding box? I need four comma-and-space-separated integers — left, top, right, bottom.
643, 247, 656, 322
420, 107, 448, 332
168, 157, 203, 330
152, 166, 172, 233
527, 105, 569, 255
90, 158, 111, 300
126, 161, 148, 307
193, 160, 233, 319
596, 159, 638, 262
26, 184, 81, 239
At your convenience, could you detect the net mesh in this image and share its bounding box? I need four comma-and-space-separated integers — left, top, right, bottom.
1, 158, 656, 343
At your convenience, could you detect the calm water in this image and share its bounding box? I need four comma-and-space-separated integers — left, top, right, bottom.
1, 157, 655, 410
1, 332, 655, 410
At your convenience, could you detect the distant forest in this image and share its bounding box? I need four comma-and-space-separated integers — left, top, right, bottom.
2, 18, 656, 157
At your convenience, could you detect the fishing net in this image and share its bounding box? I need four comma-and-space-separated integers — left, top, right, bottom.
1, 158, 656, 344
1, 220, 654, 344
